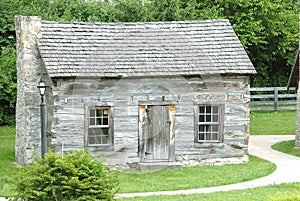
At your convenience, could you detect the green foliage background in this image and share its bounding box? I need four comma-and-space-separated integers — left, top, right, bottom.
0, 0, 299, 125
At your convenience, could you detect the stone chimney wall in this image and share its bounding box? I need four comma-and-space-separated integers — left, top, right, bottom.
15, 16, 43, 165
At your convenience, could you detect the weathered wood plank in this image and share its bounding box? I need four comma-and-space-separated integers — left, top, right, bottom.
251, 106, 296, 111
250, 87, 297, 111
251, 94, 297, 99
250, 87, 296, 91
251, 100, 296, 105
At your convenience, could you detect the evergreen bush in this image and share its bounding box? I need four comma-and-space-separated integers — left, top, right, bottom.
11, 150, 118, 201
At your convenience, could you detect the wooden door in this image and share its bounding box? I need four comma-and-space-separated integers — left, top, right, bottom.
139, 105, 175, 162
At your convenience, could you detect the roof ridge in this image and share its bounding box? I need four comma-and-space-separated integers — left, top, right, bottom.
41, 19, 230, 25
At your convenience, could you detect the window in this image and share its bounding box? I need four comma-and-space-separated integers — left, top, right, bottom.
87, 107, 112, 146
196, 105, 223, 143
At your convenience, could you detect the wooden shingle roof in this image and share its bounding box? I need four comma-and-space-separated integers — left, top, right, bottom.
38, 20, 256, 78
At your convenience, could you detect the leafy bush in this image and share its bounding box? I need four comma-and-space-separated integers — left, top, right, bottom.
0, 47, 16, 125
11, 150, 118, 201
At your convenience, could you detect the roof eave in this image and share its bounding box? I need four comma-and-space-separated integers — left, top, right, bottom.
48, 71, 257, 79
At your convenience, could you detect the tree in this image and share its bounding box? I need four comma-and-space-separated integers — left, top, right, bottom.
146, 0, 182, 21
0, 0, 118, 125
113, 0, 148, 22
0, 0, 298, 124
183, 0, 299, 86
0, 46, 16, 125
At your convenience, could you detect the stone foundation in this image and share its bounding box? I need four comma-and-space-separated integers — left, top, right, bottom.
180, 155, 249, 167
107, 155, 249, 171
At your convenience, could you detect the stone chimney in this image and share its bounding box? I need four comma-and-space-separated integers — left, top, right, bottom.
15, 16, 43, 165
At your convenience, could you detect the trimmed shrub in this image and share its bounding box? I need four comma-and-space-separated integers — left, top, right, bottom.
11, 150, 118, 201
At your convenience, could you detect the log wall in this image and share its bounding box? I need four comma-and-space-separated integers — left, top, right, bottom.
48, 75, 251, 167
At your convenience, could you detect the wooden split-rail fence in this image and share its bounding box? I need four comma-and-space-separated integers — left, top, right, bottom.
250, 87, 297, 111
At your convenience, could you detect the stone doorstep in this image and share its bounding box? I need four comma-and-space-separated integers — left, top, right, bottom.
293, 145, 300, 150
136, 162, 183, 171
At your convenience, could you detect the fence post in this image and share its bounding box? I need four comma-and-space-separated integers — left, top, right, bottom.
274, 87, 278, 111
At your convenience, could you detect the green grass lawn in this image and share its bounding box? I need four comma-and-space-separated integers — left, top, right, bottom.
118, 155, 275, 193
250, 110, 296, 135
0, 126, 16, 197
0, 110, 298, 198
271, 140, 300, 158
0, 125, 276, 197
118, 183, 300, 201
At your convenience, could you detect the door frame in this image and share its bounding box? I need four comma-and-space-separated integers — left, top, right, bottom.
138, 101, 176, 162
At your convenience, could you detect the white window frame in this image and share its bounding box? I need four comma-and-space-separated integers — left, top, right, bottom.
86, 106, 113, 147
194, 104, 224, 144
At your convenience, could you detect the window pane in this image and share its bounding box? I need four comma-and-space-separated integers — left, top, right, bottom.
88, 128, 100, 144
206, 106, 211, 113
90, 109, 96, 117
213, 106, 218, 114
88, 128, 110, 145
212, 125, 218, 132
103, 109, 108, 115
89, 136, 97, 144
199, 106, 205, 114
90, 118, 95, 125
102, 117, 109, 125
199, 115, 205, 122
89, 108, 110, 126
213, 115, 218, 122
211, 133, 218, 140
100, 135, 109, 144
100, 128, 109, 144
206, 133, 212, 141
96, 118, 101, 125
199, 132, 204, 141
96, 109, 102, 117
89, 128, 98, 136
199, 125, 204, 132
206, 125, 211, 132
206, 115, 211, 122
101, 128, 109, 136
